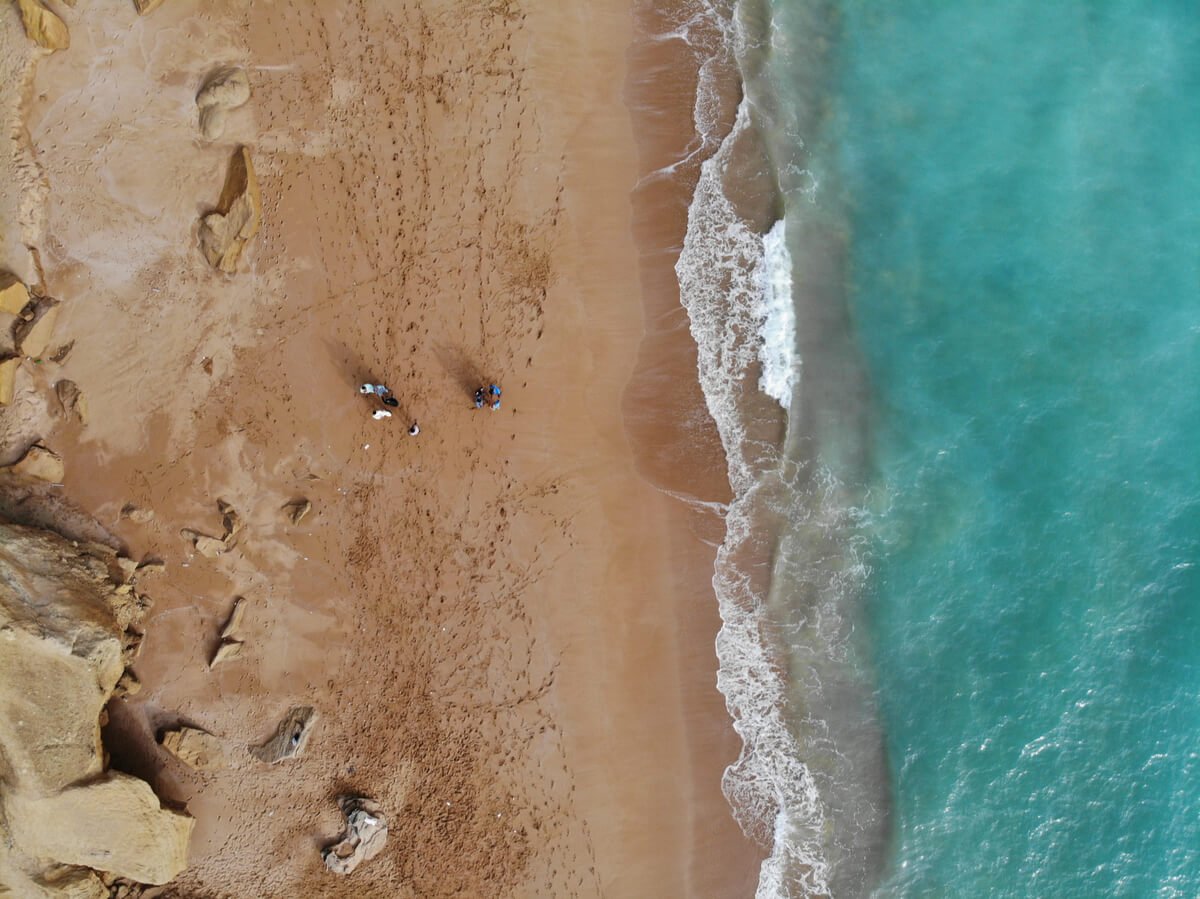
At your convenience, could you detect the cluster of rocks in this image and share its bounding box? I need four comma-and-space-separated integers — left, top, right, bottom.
0, 522, 189, 896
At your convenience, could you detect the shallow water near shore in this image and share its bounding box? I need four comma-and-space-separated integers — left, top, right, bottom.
678, 0, 1200, 895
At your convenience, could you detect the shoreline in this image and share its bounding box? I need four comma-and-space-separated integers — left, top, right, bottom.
0, 1, 760, 895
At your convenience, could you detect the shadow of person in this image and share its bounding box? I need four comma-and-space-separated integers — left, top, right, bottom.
433, 343, 486, 398
323, 338, 383, 392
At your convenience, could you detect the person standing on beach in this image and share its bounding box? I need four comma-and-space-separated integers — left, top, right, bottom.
408, 421, 420, 436
488, 384, 501, 411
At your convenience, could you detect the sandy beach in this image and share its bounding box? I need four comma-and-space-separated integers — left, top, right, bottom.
0, 0, 758, 895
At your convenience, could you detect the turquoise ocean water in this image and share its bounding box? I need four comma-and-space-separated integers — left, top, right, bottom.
674, 0, 1200, 895
837, 3, 1200, 895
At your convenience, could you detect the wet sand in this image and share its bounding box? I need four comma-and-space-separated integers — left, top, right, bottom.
2, 0, 758, 894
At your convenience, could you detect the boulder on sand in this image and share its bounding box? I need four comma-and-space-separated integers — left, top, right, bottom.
196, 68, 251, 141
323, 797, 388, 875
16, 0, 69, 51
15, 298, 60, 358
160, 726, 227, 771
198, 147, 261, 273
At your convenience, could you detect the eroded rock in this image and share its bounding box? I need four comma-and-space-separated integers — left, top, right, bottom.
251, 706, 315, 763
323, 797, 388, 875
208, 640, 242, 668
120, 503, 154, 524
15, 297, 59, 357
196, 68, 250, 141
0, 522, 186, 892
55, 379, 87, 423
0, 356, 21, 406
132, 0, 166, 14
3, 772, 193, 885
198, 147, 261, 273
219, 596, 247, 642
282, 498, 311, 525
0, 273, 30, 316
16, 0, 69, 51
160, 726, 226, 771
7, 444, 64, 483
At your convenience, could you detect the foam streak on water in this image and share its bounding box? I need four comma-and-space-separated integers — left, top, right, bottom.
756, 219, 798, 406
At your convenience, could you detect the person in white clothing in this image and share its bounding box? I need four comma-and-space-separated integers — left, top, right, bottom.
408, 421, 420, 436
372, 409, 392, 420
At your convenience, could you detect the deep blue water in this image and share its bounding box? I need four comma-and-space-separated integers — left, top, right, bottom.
817, 2, 1200, 895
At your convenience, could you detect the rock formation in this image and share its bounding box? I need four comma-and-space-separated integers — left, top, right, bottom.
15, 295, 60, 357
6, 443, 64, 482
132, 0, 166, 14
323, 797, 388, 875
160, 727, 227, 771
196, 68, 251, 141
198, 147, 261, 273
0, 520, 192, 893
251, 706, 316, 763
54, 379, 87, 423
181, 498, 244, 558
15, 0, 69, 51
283, 497, 311, 525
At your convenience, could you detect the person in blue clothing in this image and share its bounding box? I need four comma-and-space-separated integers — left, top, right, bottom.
488, 384, 501, 411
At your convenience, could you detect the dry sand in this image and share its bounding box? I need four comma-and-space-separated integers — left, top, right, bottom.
2, 0, 758, 895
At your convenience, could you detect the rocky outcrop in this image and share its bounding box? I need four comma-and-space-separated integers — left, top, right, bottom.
15, 296, 60, 357
16, 0, 69, 51
132, 0, 166, 14
160, 726, 227, 771
3, 772, 193, 885
0, 521, 192, 892
198, 147, 261, 273
196, 68, 250, 141
323, 797, 388, 875
6, 443, 64, 482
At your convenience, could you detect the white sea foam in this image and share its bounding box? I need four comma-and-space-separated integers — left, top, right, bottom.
756, 219, 799, 406
676, 94, 834, 898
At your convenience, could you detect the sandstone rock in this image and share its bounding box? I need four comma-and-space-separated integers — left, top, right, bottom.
15, 297, 59, 357
198, 147, 261, 273
219, 596, 247, 642
196, 68, 250, 141
160, 726, 226, 771
251, 706, 315, 763
120, 503, 154, 524
208, 640, 242, 667
323, 797, 388, 875
0, 523, 126, 794
55, 379, 87, 423
0, 356, 21, 405
180, 529, 225, 558
16, 0, 69, 51
3, 771, 193, 884
8, 444, 64, 483
0, 273, 31, 316
135, 558, 166, 577
0, 523, 181, 893
133, 0, 166, 14
283, 498, 311, 525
